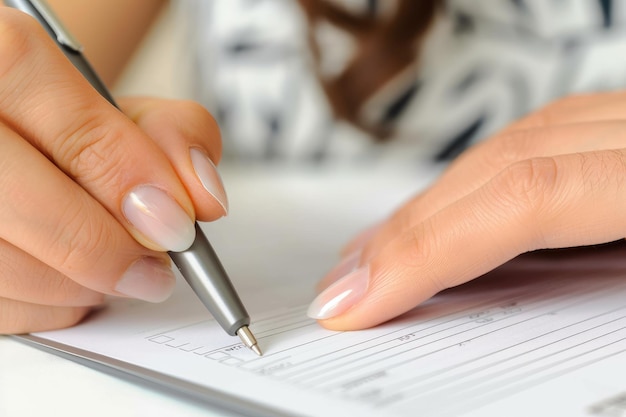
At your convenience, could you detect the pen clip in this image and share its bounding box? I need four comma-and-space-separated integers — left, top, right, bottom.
20, 0, 83, 52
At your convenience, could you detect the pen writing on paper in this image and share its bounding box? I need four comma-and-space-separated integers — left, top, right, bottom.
143, 273, 626, 416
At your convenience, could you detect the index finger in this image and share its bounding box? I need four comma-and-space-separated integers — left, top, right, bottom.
310, 150, 626, 330
0, 9, 196, 251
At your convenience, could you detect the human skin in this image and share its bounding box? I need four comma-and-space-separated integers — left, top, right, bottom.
4, 2, 626, 335
0, 4, 226, 333
308, 91, 626, 330
47, 0, 166, 86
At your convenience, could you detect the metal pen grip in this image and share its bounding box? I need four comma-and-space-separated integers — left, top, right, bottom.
169, 224, 250, 335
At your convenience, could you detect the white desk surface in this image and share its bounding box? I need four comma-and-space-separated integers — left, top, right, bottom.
0, 164, 431, 417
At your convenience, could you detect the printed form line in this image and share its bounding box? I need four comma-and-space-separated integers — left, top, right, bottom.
140, 274, 626, 415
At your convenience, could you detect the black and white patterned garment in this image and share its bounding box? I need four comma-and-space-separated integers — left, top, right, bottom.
181, 0, 626, 165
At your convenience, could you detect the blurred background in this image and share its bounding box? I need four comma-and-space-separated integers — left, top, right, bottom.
112, 1, 626, 167
112, 2, 194, 100
112, 1, 362, 165
111, 0, 436, 167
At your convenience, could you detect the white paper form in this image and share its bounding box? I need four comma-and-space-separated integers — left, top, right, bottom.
14, 166, 626, 417
20, 250, 626, 417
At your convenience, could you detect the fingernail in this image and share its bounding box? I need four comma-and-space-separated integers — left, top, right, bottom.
190, 148, 229, 214
307, 265, 369, 320
115, 257, 176, 302
316, 251, 361, 293
123, 185, 196, 252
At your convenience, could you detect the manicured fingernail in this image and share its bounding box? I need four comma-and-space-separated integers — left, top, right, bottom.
123, 185, 196, 252
316, 251, 361, 292
307, 265, 369, 320
115, 257, 176, 302
190, 148, 228, 214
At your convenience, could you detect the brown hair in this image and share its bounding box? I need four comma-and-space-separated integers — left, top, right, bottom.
298, 0, 441, 139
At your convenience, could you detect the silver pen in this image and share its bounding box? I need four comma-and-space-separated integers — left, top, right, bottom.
6, 0, 262, 356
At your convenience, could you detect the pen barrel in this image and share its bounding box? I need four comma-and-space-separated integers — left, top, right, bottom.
169, 224, 250, 336
4, 0, 116, 106
63, 50, 116, 105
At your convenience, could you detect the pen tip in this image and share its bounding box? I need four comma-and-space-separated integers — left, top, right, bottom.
236, 325, 263, 356
251, 344, 263, 356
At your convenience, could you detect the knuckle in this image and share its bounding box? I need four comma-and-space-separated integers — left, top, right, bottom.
471, 127, 552, 177
512, 94, 584, 130
488, 129, 538, 168
578, 150, 626, 192
47, 199, 115, 275
401, 223, 448, 292
492, 157, 560, 218
0, 244, 102, 307
402, 225, 432, 268
43, 269, 103, 306
57, 118, 131, 191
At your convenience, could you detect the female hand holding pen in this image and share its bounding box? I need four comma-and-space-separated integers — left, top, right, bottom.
310, 91, 626, 330
4, 1, 626, 337
0, 7, 227, 333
